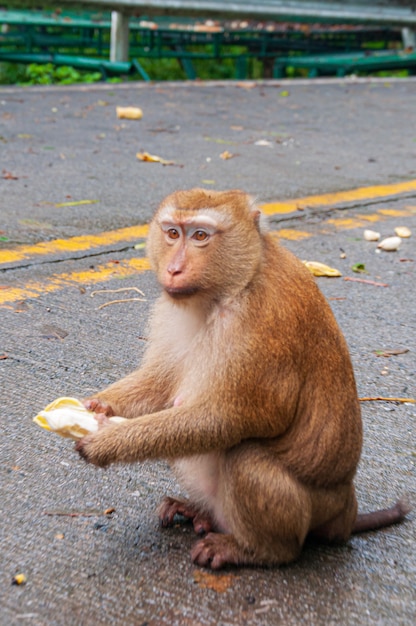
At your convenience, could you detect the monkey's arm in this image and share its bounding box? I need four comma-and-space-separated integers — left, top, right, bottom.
86, 365, 176, 419
76, 401, 282, 468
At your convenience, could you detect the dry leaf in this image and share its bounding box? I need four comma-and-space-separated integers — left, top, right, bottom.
55, 199, 98, 208
40, 324, 68, 340
2, 170, 18, 180
104, 507, 116, 515
374, 348, 409, 358
14, 300, 29, 313
193, 570, 236, 593
136, 152, 175, 165
394, 226, 411, 238
302, 261, 342, 277
12, 574, 27, 585
220, 151, 235, 160
116, 106, 143, 120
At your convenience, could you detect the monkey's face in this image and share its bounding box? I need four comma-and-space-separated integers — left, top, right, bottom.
147, 189, 265, 300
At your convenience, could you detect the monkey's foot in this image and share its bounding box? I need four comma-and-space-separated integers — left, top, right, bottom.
191, 533, 245, 570
158, 496, 213, 535
83, 398, 114, 416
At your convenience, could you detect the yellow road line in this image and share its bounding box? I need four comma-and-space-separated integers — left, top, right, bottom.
1, 180, 416, 267
325, 206, 416, 229
261, 180, 416, 215
0, 224, 149, 266
0, 258, 151, 306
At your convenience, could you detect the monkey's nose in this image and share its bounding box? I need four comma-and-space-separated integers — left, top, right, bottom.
167, 266, 182, 276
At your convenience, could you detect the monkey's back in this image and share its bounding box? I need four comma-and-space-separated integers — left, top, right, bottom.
253, 237, 362, 488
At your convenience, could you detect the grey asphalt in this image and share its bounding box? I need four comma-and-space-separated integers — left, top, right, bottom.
1, 77, 415, 626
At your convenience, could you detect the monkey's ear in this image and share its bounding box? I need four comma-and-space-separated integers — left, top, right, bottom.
251, 209, 261, 231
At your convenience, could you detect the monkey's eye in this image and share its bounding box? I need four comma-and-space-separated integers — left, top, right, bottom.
192, 230, 209, 242
167, 228, 180, 240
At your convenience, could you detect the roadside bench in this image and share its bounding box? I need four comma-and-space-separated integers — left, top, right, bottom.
0, 9, 405, 79
273, 48, 416, 77
1, 1, 416, 79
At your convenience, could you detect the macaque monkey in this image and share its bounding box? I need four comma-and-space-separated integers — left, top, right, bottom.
76, 188, 409, 569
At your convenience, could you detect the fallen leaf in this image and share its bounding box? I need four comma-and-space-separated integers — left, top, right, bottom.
19, 219, 53, 230
116, 106, 143, 120
55, 533, 65, 540
302, 261, 342, 277
104, 507, 116, 515
12, 574, 27, 586
54, 199, 98, 208
373, 348, 409, 358
351, 263, 367, 274
193, 570, 236, 593
204, 137, 237, 145
201, 179, 215, 185
40, 325, 68, 340
14, 301, 29, 312
280, 90, 290, 97
0, 353, 8, 360
136, 152, 175, 165
2, 170, 18, 180
220, 150, 236, 160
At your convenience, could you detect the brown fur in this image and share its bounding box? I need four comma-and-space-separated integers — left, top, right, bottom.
76, 189, 409, 569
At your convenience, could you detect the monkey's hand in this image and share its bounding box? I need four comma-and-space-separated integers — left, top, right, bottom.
75, 424, 123, 468
83, 398, 115, 416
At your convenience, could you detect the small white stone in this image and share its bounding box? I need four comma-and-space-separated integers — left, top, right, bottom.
377, 236, 402, 251
363, 229, 380, 241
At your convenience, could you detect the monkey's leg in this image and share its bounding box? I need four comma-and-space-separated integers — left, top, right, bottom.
158, 496, 214, 535
191, 443, 313, 569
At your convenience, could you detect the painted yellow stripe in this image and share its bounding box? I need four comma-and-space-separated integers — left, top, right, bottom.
0, 224, 149, 266
0, 258, 151, 306
1, 181, 416, 266
261, 180, 416, 215
271, 229, 312, 241
325, 205, 416, 229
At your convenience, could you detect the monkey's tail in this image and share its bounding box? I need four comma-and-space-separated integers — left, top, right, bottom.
352, 498, 411, 534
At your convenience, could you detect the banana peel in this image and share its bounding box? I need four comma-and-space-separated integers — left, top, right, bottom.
302, 260, 342, 277
33, 397, 126, 440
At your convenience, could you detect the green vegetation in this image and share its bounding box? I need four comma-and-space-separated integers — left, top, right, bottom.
0, 62, 103, 85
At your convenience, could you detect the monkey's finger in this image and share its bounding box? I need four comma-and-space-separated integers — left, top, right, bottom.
83, 398, 114, 416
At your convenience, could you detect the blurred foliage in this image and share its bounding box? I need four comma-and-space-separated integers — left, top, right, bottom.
0, 61, 102, 84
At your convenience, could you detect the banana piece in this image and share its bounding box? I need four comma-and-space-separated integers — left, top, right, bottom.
33, 397, 126, 440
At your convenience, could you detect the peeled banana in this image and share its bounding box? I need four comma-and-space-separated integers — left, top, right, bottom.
33, 397, 126, 440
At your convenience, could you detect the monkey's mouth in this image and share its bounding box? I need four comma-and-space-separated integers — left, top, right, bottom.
164, 286, 199, 298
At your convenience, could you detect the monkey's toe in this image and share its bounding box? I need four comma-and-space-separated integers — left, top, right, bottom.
191, 533, 240, 569
158, 496, 198, 527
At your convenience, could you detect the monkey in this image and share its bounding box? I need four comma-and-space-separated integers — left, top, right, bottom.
76, 188, 410, 569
